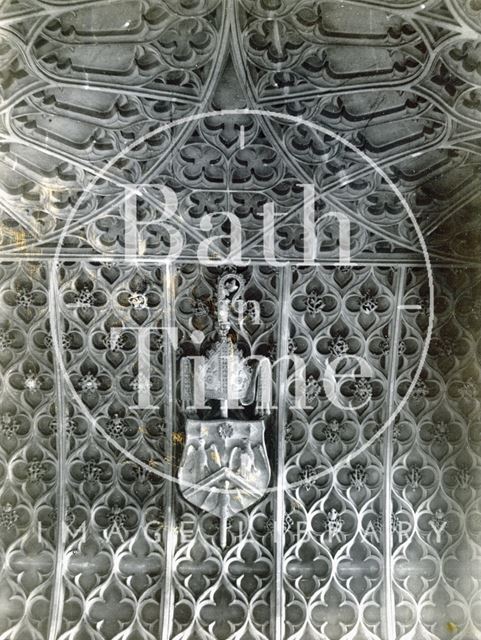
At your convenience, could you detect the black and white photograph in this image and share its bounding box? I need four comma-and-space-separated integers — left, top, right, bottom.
0, 1, 479, 638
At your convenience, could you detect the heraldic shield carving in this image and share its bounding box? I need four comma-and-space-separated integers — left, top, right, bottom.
179, 274, 271, 547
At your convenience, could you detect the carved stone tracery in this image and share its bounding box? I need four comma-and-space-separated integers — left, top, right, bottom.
0, 1, 480, 639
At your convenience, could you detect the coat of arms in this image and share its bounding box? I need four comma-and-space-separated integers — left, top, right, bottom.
179, 273, 271, 546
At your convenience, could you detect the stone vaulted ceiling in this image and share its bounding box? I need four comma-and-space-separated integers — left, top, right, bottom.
0, 0, 480, 264
1, 1, 481, 640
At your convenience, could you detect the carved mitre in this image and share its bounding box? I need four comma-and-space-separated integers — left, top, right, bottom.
197, 337, 255, 404
181, 273, 269, 413
178, 273, 271, 546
